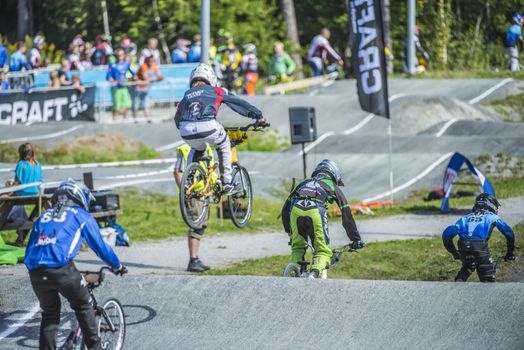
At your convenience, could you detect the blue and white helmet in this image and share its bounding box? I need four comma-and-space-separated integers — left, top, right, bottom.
513, 12, 523, 24
190, 63, 217, 87
312, 159, 344, 186
51, 178, 95, 210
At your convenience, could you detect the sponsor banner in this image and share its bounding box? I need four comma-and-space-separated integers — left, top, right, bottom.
0, 86, 95, 125
347, 0, 390, 118
441, 152, 495, 212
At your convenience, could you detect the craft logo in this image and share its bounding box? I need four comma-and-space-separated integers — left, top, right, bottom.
350, 0, 383, 95
0, 91, 89, 125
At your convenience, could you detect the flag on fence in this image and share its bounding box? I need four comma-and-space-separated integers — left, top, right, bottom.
347, 0, 390, 118
441, 152, 495, 213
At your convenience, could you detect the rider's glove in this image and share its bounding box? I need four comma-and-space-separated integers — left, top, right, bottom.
113, 264, 128, 276
350, 240, 364, 250
504, 253, 516, 261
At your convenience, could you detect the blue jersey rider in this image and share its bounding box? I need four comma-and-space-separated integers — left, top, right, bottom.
442, 193, 515, 282
24, 179, 127, 350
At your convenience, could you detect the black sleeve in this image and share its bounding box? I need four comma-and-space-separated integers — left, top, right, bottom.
222, 88, 263, 119
281, 195, 292, 234
174, 100, 183, 129
333, 186, 361, 242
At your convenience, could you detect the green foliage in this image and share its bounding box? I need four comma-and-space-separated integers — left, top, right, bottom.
236, 128, 289, 152
486, 90, 524, 122
0, 133, 159, 165
208, 223, 524, 282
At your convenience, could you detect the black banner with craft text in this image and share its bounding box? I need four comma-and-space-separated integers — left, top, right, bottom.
0, 86, 95, 125
348, 0, 390, 118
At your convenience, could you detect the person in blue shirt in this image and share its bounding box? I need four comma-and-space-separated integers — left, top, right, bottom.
9, 41, 31, 72
14, 143, 43, 196
24, 179, 127, 350
107, 48, 136, 120
0, 70, 9, 92
0, 35, 8, 70
442, 193, 515, 282
171, 38, 190, 64
505, 13, 523, 71
188, 34, 202, 63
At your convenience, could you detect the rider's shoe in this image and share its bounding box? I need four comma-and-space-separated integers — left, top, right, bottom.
308, 269, 320, 279
187, 258, 211, 272
222, 183, 235, 196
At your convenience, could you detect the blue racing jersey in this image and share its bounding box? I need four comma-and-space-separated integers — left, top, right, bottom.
443, 210, 514, 241
24, 206, 121, 270
505, 24, 522, 47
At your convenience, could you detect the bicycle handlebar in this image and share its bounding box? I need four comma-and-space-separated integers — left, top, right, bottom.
81, 266, 113, 287
224, 119, 270, 132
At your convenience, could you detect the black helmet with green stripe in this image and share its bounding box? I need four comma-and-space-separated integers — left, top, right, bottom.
312, 159, 344, 186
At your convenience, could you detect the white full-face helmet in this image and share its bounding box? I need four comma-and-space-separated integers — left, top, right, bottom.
190, 63, 217, 87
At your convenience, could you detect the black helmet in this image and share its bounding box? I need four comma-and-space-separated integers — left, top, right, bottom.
311, 159, 344, 186
473, 193, 500, 213
51, 178, 95, 210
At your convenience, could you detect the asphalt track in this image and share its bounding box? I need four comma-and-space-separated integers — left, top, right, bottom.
1, 275, 524, 350
1, 78, 524, 349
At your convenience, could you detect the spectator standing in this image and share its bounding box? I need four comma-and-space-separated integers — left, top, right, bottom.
9, 42, 31, 72
107, 48, 136, 120
68, 44, 84, 71
0, 35, 8, 70
92, 34, 113, 66
268, 41, 296, 83
241, 44, 258, 95
172, 39, 190, 64
0, 70, 9, 92
505, 13, 524, 71
29, 35, 45, 69
81, 42, 94, 69
139, 38, 161, 66
188, 34, 202, 63
403, 24, 430, 74
14, 143, 43, 197
134, 55, 163, 119
307, 28, 343, 76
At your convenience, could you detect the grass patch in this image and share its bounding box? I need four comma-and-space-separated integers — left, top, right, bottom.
207, 223, 524, 282
485, 91, 524, 122
0, 189, 283, 245
389, 70, 524, 80
351, 175, 524, 220
0, 133, 159, 164
235, 128, 289, 152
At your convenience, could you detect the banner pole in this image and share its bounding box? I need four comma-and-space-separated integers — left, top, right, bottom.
387, 118, 394, 203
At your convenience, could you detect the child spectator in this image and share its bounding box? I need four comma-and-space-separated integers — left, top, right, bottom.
14, 143, 43, 197
9, 42, 31, 72
0, 71, 9, 92
29, 35, 45, 69
134, 54, 163, 119
268, 41, 296, 83
241, 44, 258, 95
107, 48, 136, 120
81, 42, 94, 69
58, 60, 72, 85
68, 44, 84, 71
48, 70, 61, 89
139, 38, 161, 66
71, 74, 85, 94
171, 39, 190, 64
188, 34, 202, 63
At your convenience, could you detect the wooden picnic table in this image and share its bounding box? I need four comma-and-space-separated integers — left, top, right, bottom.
0, 192, 121, 246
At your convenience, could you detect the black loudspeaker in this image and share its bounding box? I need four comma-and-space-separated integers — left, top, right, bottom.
289, 107, 317, 144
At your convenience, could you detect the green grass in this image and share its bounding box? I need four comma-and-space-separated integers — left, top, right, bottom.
0, 133, 159, 165
0, 189, 283, 245
235, 128, 289, 152
207, 223, 524, 282
350, 175, 524, 220
485, 91, 524, 122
